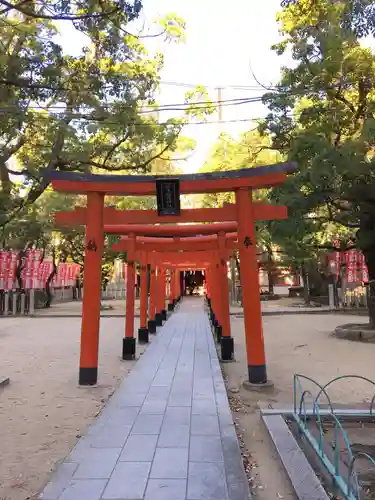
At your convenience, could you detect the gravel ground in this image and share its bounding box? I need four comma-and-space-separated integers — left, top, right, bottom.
1, 307, 373, 500
223, 313, 373, 500
0, 315, 146, 500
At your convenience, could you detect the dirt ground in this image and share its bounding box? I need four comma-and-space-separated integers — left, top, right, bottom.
1, 307, 373, 500
224, 313, 373, 500
33, 298, 141, 316
0, 315, 146, 500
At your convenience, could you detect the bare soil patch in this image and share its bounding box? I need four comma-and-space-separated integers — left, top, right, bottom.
224, 313, 373, 499
0, 315, 146, 500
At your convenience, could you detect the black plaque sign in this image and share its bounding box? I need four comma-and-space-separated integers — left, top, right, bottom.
156, 178, 181, 216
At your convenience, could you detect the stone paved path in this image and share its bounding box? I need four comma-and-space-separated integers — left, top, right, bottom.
39, 298, 250, 500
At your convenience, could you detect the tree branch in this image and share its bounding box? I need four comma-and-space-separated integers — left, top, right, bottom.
0, 0, 29, 14
0, 0, 120, 20
318, 243, 356, 252
0, 77, 64, 91
78, 140, 176, 172
6, 167, 38, 180
102, 131, 130, 167
3, 136, 26, 161
355, 77, 370, 122
332, 90, 356, 114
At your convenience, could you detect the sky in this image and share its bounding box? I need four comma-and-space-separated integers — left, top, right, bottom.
56, 0, 293, 173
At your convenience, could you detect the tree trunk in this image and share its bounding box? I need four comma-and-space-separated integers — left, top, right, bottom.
358, 210, 375, 327
233, 252, 242, 306
229, 257, 236, 304
267, 269, 275, 295
15, 250, 27, 290
301, 262, 310, 305
363, 249, 375, 327
0, 158, 11, 196
265, 245, 275, 295
45, 248, 57, 308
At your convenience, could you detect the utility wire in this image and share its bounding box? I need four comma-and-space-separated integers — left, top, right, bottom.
0, 112, 269, 126
158, 80, 277, 91
0, 95, 263, 112
0, 76, 357, 101
0, 98, 265, 120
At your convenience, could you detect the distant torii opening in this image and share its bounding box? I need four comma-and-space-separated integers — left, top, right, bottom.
183, 270, 205, 295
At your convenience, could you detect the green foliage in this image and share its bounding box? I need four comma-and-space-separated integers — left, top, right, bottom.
0, 2, 212, 241
260, 0, 375, 273
183, 85, 216, 120
197, 130, 282, 208
157, 13, 186, 42
280, 0, 375, 38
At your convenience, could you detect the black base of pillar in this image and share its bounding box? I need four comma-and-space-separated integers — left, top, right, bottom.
213, 318, 218, 328
210, 311, 215, 324
122, 337, 136, 360
138, 327, 149, 344
79, 367, 98, 386
155, 312, 163, 326
168, 303, 174, 312
215, 324, 222, 343
248, 364, 267, 384
221, 336, 234, 361
148, 319, 156, 334
161, 309, 167, 321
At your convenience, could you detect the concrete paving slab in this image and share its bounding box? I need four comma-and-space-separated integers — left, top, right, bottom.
119, 434, 158, 462
38, 298, 251, 500
150, 447, 189, 479
144, 478, 187, 500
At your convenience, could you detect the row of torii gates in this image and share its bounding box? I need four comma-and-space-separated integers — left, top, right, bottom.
46, 162, 296, 388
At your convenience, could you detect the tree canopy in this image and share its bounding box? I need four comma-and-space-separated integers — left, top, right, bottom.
259, 0, 375, 277
197, 130, 282, 209
280, 0, 375, 38
0, 0, 213, 237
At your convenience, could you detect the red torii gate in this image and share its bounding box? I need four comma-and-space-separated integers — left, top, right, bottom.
48, 162, 296, 386
112, 241, 233, 359
56, 202, 287, 225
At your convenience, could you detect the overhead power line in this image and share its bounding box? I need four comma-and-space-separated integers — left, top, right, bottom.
0, 108, 268, 126
0, 95, 263, 113
159, 80, 276, 91
0, 97, 265, 120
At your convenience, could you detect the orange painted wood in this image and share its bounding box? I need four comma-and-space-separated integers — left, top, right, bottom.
156, 268, 165, 313
139, 251, 220, 266
174, 270, 180, 299
114, 239, 238, 253
206, 268, 211, 299
210, 262, 221, 325
235, 188, 266, 368
218, 233, 232, 338
111, 232, 237, 243
169, 270, 175, 303
112, 233, 237, 248
125, 234, 136, 339
54, 203, 287, 226
79, 192, 104, 375
139, 260, 148, 329
103, 222, 237, 237
51, 171, 287, 195
149, 266, 156, 319
135, 250, 223, 264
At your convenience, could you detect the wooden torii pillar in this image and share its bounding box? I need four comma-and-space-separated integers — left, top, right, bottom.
112, 241, 231, 352
48, 162, 295, 386
112, 235, 236, 356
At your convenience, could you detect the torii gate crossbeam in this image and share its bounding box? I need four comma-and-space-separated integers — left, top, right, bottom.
46, 161, 297, 387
